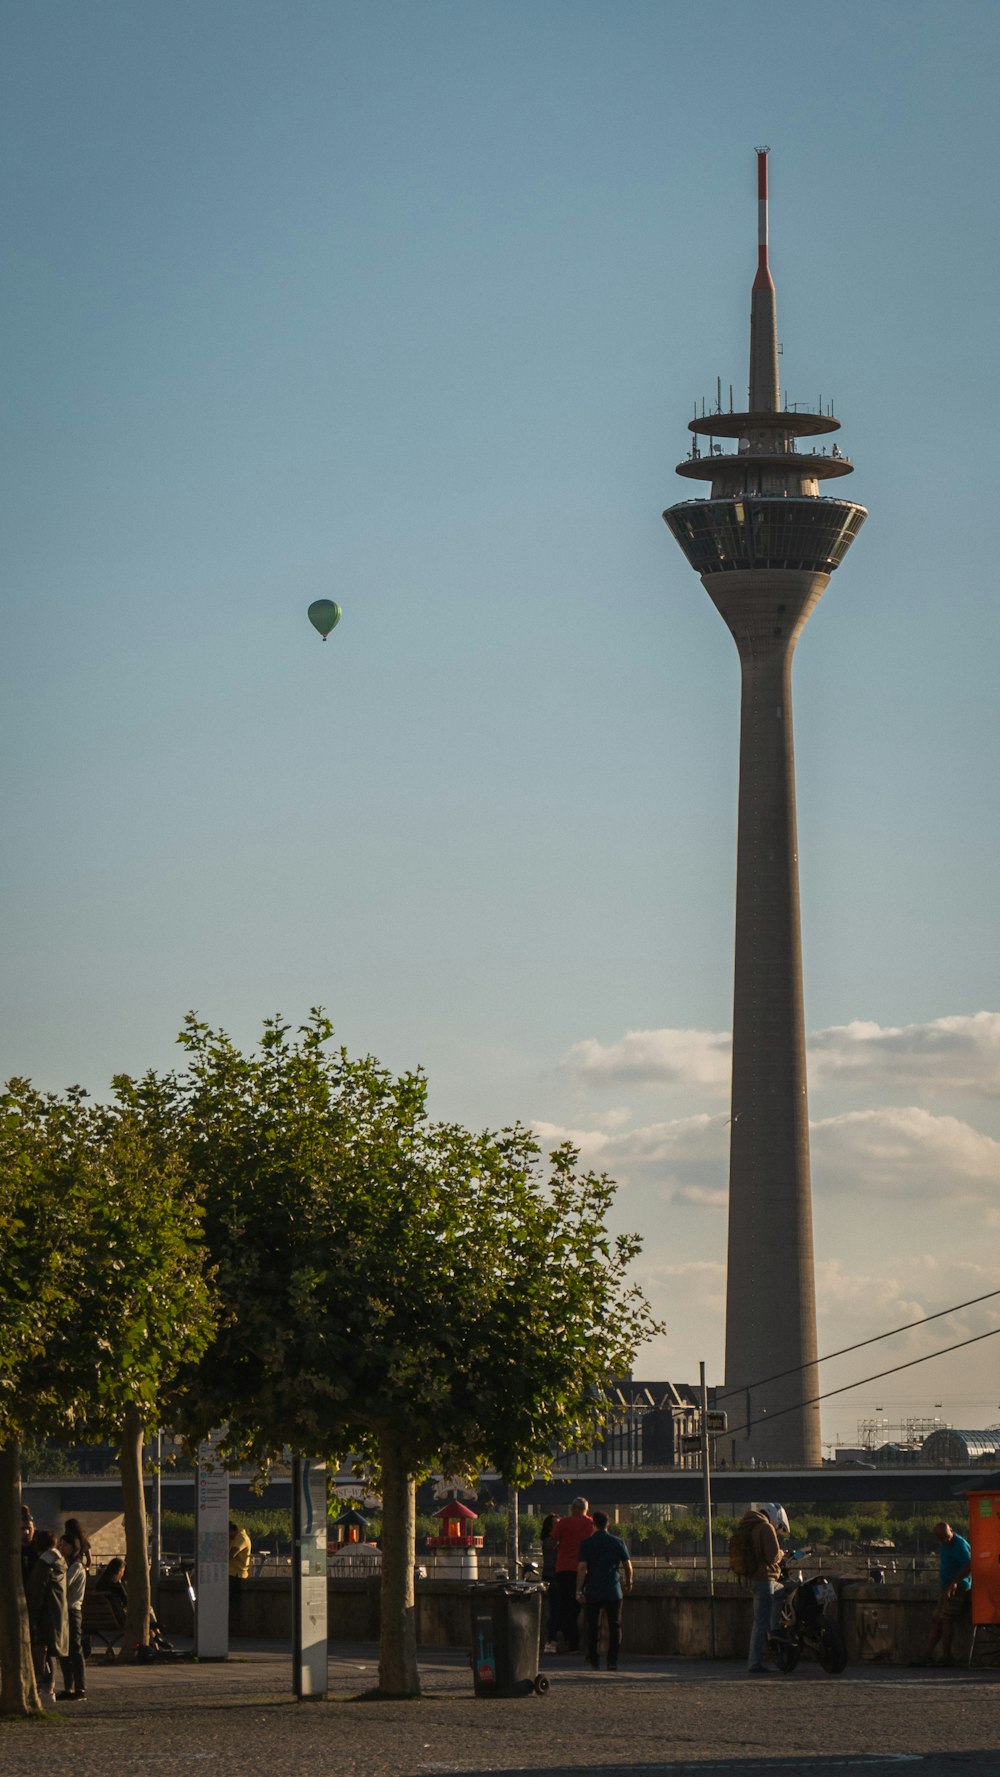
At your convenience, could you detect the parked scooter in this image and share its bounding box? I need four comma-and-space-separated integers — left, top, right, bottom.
493, 1558, 540, 1582
769, 1568, 847, 1674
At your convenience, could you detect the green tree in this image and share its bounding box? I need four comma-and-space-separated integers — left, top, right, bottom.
0, 1082, 89, 1713
71, 1079, 216, 1657
856, 1514, 888, 1545
173, 1012, 660, 1697
0, 1077, 214, 1714
802, 1516, 834, 1546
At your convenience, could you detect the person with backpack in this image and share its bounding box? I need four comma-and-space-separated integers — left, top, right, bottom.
730, 1501, 789, 1675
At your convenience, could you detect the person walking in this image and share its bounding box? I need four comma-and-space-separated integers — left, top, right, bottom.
57, 1533, 87, 1700
25, 1530, 69, 1707
228, 1520, 252, 1624
575, 1510, 633, 1671
540, 1513, 560, 1653
550, 1497, 594, 1653
20, 1505, 37, 1589
917, 1520, 971, 1668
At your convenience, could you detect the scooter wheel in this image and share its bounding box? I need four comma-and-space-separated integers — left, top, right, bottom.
772, 1638, 800, 1674
533, 1674, 550, 1695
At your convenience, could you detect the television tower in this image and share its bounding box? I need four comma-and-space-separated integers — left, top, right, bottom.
663, 151, 867, 1466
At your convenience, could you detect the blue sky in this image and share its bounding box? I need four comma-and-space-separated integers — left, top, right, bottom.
3, 0, 998, 1440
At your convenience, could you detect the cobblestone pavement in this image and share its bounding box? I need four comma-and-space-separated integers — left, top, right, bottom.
1, 1643, 997, 1777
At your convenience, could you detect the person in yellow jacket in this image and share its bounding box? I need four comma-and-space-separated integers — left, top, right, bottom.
228, 1521, 251, 1616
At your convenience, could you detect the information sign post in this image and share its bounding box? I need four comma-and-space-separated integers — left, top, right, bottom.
195, 1442, 229, 1659
293, 1457, 328, 1699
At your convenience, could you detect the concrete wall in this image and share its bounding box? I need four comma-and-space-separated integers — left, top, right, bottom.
842, 1584, 971, 1667
156, 1576, 972, 1667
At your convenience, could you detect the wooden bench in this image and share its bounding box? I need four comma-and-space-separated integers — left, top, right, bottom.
82, 1587, 125, 1660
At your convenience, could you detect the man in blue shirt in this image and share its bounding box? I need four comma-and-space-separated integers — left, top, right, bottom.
575, 1511, 633, 1672
918, 1520, 971, 1667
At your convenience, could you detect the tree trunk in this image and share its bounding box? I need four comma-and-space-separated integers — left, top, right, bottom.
119, 1405, 151, 1660
377, 1430, 419, 1697
0, 1441, 40, 1715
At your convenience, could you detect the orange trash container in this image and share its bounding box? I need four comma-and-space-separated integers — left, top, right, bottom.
967, 1491, 1000, 1626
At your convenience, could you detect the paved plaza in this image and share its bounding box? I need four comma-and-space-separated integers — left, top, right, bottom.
1, 1643, 998, 1777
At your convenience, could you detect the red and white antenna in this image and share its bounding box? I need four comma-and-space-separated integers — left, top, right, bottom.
754, 146, 773, 292
749, 145, 780, 412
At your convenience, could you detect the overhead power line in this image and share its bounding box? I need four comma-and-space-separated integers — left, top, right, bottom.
734, 1325, 1000, 1438
715, 1285, 1000, 1405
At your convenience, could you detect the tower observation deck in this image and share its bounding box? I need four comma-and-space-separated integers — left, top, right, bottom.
663, 152, 867, 1467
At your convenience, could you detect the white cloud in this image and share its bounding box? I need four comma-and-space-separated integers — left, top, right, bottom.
811, 1257, 1000, 1350
637, 1258, 727, 1315
808, 1012, 1000, 1097
545, 1016, 1000, 1422
629, 1248, 1000, 1415
672, 1183, 728, 1208
648, 1259, 727, 1283
814, 1258, 929, 1341
614, 1114, 725, 1166
533, 1101, 999, 1223
813, 1258, 1000, 1350
563, 1027, 731, 1091
810, 1258, 1000, 1428
559, 1012, 1000, 1102
530, 1120, 613, 1165
541, 1016, 1000, 1414
532, 1111, 728, 1197
526, 1107, 633, 1157
812, 1105, 1000, 1198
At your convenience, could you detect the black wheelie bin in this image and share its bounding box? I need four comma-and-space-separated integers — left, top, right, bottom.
470, 1580, 548, 1697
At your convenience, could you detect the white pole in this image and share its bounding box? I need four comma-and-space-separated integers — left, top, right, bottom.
507, 1486, 519, 1576
700, 1361, 716, 1659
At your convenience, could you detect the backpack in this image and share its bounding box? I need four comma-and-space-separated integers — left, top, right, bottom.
729, 1516, 757, 1580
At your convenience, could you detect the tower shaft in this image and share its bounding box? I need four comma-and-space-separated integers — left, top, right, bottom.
708, 571, 824, 1465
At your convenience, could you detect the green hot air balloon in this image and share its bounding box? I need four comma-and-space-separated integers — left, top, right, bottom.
308, 598, 342, 641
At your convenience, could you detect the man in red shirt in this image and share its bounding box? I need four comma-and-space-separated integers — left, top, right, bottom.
549, 1496, 594, 1652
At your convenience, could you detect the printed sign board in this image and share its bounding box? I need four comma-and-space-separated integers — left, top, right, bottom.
195, 1441, 229, 1659
473, 1608, 497, 1687
293, 1457, 328, 1698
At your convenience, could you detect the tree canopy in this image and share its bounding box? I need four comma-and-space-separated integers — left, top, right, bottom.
1, 1011, 660, 1704
0, 1076, 215, 1711
172, 1011, 661, 1693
